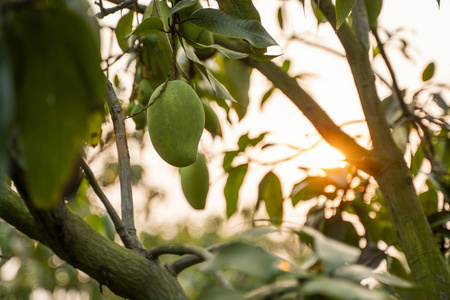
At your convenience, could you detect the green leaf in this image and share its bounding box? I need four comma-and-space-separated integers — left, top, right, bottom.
223, 150, 240, 171
258, 172, 284, 224
277, 7, 284, 29
0, 41, 15, 178
291, 176, 336, 206
183, 44, 236, 102
302, 278, 386, 300
428, 210, 450, 229
418, 188, 438, 217
115, 11, 134, 51
221, 59, 251, 119
334, 264, 414, 288
299, 226, 361, 272
129, 17, 165, 38
422, 62, 435, 82
261, 86, 275, 107
335, 0, 357, 29
168, 0, 198, 18
410, 145, 425, 175
224, 164, 248, 218
10, 5, 104, 208
428, 172, 450, 203
190, 9, 277, 48
216, 0, 261, 21
365, 0, 382, 29
311, 0, 327, 25
196, 43, 249, 59
237, 132, 267, 151
202, 242, 281, 282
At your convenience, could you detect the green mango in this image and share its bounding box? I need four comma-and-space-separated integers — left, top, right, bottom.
138, 79, 154, 105
178, 2, 216, 59
179, 153, 209, 209
131, 102, 147, 130
147, 80, 205, 167
202, 100, 221, 137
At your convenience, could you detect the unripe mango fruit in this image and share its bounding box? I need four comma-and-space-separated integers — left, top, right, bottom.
131, 103, 146, 130
179, 153, 209, 209
147, 80, 205, 167
178, 2, 216, 59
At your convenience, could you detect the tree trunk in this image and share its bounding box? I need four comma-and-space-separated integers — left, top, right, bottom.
375, 160, 450, 298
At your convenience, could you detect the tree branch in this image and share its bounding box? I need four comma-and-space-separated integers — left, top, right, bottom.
104, 78, 140, 245
0, 183, 188, 300
80, 158, 139, 249
246, 59, 374, 173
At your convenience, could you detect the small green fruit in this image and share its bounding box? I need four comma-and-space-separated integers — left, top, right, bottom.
147, 80, 205, 167
131, 103, 147, 130
178, 2, 216, 59
202, 100, 221, 137
179, 153, 209, 209
138, 79, 154, 105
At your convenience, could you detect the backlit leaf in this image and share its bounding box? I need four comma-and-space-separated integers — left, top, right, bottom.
190, 9, 277, 48
216, 0, 261, 21
224, 164, 248, 218
183, 44, 236, 102
299, 226, 361, 272
258, 172, 284, 224
302, 278, 385, 300
422, 62, 435, 82
8, 4, 104, 208
129, 17, 165, 38
365, 0, 382, 29
115, 11, 134, 51
202, 242, 281, 282
335, 0, 357, 29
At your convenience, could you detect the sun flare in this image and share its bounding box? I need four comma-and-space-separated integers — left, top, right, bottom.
298, 142, 347, 169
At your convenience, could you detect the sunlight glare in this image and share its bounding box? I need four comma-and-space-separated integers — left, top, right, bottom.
297, 142, 347, 169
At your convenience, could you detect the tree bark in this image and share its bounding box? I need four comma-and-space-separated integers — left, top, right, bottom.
0, 183, 188, 300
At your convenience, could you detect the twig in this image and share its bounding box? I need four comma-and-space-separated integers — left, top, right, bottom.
95, 0, 145, 19
80, 158, 138, 249
149, 244, 214, 259
104, 78, 140, 246
372, 29, 412, 117
167, 243, 230, 276
95, 0, 136, 19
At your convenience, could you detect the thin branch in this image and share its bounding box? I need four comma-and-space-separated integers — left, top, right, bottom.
95, 0, 145, 19
104, 79, 140, 246
95, 0, 137, 19
149, 244, 214, 260
167, 243, 229, 276
288, 34, 346, 58
372, 29, 412, 117
372, 29, 447, 172
80, 158, 138, 249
